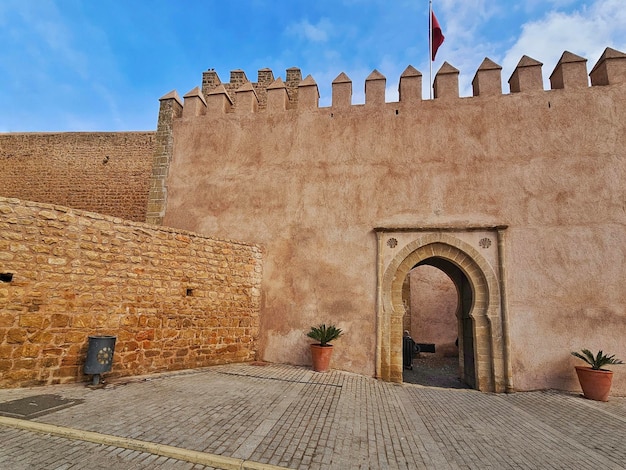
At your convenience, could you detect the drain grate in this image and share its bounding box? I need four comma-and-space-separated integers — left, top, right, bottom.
0, 394, 84, 419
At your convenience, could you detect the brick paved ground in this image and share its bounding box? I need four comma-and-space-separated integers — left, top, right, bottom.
0, 363, 625, 469
0, 427, 214, 470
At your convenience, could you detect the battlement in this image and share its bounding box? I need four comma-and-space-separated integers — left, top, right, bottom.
161, 47, 626, 118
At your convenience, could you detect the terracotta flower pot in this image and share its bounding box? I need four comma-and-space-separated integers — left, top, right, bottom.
310, 344, 334, 372
575, 366, 614, 402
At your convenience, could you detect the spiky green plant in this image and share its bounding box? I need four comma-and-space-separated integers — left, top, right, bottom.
307, 324, 343, 346
571, 349, 624, 370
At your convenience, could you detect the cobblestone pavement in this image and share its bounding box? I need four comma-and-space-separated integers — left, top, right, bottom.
0, 363, 625, 469
403, 354, 470, 389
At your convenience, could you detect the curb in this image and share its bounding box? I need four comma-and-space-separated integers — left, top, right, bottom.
0, 415, 288, 470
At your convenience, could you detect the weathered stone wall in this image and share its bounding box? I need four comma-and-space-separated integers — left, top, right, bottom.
0, 132, 155, 222
0, 197, 262, 388
146, 94, 182, 225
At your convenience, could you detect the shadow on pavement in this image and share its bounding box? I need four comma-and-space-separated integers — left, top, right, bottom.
403, 353, 470, 389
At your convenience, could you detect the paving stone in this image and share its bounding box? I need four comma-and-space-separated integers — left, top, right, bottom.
0, 364, 625, 469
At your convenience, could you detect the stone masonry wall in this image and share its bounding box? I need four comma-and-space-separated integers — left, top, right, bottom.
0, 196, 262, 388
0, 132, 155, 222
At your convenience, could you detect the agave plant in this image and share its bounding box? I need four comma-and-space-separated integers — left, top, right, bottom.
307, 324, 343, 346
571, 349, 624, 370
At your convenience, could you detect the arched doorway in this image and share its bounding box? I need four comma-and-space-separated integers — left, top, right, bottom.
375, 228, 512, 393
403, 260, 472, 388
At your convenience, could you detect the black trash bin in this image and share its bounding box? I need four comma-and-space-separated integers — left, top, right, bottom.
84, 335, 116, 385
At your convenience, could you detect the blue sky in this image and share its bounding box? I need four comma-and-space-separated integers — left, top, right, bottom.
1, 0, 624, 132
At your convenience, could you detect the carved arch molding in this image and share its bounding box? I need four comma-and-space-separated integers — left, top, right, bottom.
375, 226, 513, 393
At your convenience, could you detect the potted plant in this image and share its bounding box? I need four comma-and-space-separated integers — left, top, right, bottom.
307, 324, 343, 372
571, 349, 623, 402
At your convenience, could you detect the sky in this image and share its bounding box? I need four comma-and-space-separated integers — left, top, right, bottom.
0, 0, 624, 132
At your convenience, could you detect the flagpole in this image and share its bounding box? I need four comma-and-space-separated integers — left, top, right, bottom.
429, 0, 433, 99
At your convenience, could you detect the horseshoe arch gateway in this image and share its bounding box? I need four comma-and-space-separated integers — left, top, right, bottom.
374, 226, 513, 393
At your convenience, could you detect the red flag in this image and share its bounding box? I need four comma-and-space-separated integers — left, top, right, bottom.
431, 11, 445, 61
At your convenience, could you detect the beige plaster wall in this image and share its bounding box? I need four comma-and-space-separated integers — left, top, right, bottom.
409, 266, 458, 355
163, 80, 626, 394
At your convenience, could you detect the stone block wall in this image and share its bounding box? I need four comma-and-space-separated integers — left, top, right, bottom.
0, 196, 262, 388
0, 132, 155, 222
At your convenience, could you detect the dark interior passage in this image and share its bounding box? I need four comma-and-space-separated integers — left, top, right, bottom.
402, 257, 474, 389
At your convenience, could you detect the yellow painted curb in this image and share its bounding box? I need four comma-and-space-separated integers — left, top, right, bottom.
0, 415, 288, 470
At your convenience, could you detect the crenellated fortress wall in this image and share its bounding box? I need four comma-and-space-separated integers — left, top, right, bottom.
157, 47, 626, 394
162, 47, 626, 119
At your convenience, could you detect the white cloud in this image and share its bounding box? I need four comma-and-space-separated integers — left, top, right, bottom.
519, 0, 583, 13
431, 0, 626, 97
438, 0, 500, 37
286, 18, 333, 43
501, 0, 626, 90
420, 0, 510, 97
9, 1, 89, 76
